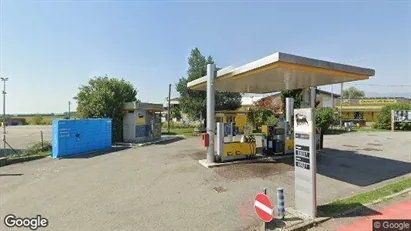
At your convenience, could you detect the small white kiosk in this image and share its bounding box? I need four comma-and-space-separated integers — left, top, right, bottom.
123, 101, 163, 143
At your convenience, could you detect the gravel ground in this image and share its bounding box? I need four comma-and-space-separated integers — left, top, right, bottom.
0, 125, 52, 156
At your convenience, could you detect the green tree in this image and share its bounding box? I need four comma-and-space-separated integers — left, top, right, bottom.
170, 104, 182, 120
247, 108, 273, 130
280, 88, 321, 114
315, 107, 336, 148
265, 115, 279, 126
74, 76, 138, 142
315, 107, 336, 132
280, 89, 303, 118
375, 103, 411, 130
176, 48, 242, 126
342, 86, 365, 99
280, 89, 304, 108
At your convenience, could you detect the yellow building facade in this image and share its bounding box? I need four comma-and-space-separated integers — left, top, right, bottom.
215, 109, 248, 133
336, 98, 411, 122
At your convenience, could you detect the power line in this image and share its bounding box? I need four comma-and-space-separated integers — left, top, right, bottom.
325, 84, 411, 88
350, 84, 411, 87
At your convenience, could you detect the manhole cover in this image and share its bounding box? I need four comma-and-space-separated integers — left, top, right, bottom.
343, 144, 359, 148
367, 143, 383, 147
362, 148, 383, 151
213, 186, 227, 193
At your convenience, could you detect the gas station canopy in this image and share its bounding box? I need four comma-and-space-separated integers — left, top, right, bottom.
187, 52, 375, 93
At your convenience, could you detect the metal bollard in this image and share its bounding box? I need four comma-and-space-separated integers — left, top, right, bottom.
277, 188, 285, 219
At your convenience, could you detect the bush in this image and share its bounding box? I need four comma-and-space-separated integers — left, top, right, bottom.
247, 108, 273, 129
26, 116, 53, 125
375, 103, 411, 130
23, 141, 52, 156
265, 115, 279, 126
161, 121, 197, 129
315, 107, 336, 132
31, 115, 44, 125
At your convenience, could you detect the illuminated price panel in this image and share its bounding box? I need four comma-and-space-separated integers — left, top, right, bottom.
295, 145, 310, 170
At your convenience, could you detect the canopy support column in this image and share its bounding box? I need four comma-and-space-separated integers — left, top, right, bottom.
206, 64, 216, 164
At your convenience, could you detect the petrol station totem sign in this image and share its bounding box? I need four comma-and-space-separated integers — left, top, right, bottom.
294, 108, 317, 218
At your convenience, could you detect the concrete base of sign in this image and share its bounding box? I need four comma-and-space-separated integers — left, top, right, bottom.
198, 154, 293, 168
115, 135, 184, 147
256, 207, 330, 231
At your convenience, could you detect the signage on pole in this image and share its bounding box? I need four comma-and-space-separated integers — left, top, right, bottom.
254, 193, 274, 222
294, 108, 317, 218
393, 110, 411, 122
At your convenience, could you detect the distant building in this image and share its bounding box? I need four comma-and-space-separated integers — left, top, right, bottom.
335, 97, 411, 122
3, 117, 26, 126
215, 96, 264, 133
162, 97, 191, 122
163, 90, 342, 129
252, 89, 341, 113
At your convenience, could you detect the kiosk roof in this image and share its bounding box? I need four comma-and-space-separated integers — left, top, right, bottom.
187, 52, 375, 93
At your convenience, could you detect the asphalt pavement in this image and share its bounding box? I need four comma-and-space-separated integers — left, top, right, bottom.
0, 130, 410, 230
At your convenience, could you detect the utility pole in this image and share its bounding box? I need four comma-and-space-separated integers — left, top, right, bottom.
1, 77, 8, 156
68, 101, 71, 119
167, 84, 171, 134
340, 83, 343, 127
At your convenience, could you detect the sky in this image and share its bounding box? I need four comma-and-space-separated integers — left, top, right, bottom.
0, 0, 410, 114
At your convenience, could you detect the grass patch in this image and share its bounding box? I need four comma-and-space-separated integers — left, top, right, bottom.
355, 127, 388, 132
0, 151, 51, 167
318, 177, 411, 216
23, 116, 56, 125
162, 127, 196, 137
0, 141, 52, 167
326, 126, 387, 135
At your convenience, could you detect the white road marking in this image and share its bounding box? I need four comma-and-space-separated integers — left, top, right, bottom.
254, 200, 273, 215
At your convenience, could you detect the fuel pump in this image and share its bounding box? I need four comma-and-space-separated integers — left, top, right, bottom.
262, 124, 285, 155
216, 122, 256, 162
224, 122, 234, 143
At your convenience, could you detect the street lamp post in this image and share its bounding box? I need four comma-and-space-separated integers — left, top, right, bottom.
1, 77, 8, 156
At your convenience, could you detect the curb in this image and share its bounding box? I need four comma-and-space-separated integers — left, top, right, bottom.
364, 187, 411, 207
198, 155, 293, 168
321, 186, 411, 219
138, 136, 185, 146
115, 136, 185, 147
285, 217, 331, 231
271, 186, 411, 231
